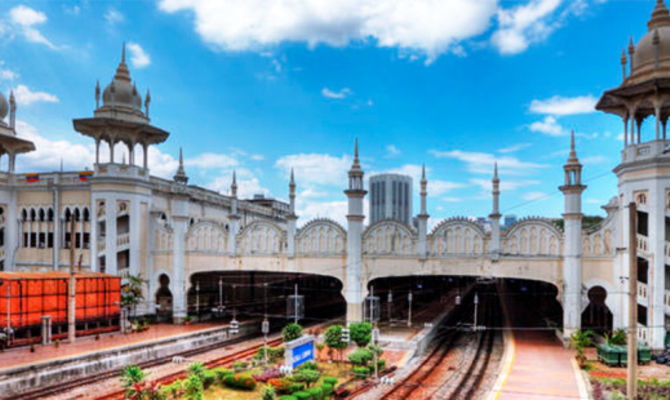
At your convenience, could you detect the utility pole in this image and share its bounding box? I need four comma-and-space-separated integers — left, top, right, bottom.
372, 325, 379, 380
68, 217, 76, 343
627, 202, 638, 400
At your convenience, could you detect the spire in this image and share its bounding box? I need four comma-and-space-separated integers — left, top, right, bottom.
8, 90, 15, 130
231, 170, 238, 197
173, 147, 188, 184
493, 161, 499, 181
567, 130, 579, 164
345, 138, 365, 193
421, 163, 426, 181
628, 36, 635, 72
114, 42, 131, 82
144, 89, 151, 117
419, 163, 428, 216
95, 80, 100, 109
353, 138, 360, 167
621, 48, 627, 80
289, 168, 296, 215
122, 41, 126, 64
490, 161, 501, 219
649, 0, 670, 31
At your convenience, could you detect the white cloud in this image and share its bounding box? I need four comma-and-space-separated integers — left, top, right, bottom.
127, 42, 151, 69
158, 0, 498, 62
8, 5, 58, 50
105, 8, 124, 25
13, 84, 59, 105
529, 116, 563, 136
185, 152, 238, 169
15, 120, 92, 171
0, 61, 18, 81
529, 95, 597, 115
429, 149, 546, 175
470, 177, 540, 192
298, 200, 348, 226
275, 153, 351, 187
207, 171, 269, 199
384, 144, 401, 158
498, 142, 530, 153
321, 87, 352, 99
521, 191, 548, 201
491, 0, 561, 54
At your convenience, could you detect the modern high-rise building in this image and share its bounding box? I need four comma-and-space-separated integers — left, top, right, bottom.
369, 174, 412, 225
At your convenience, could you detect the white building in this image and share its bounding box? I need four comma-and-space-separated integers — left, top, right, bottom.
369, 173, 413, 225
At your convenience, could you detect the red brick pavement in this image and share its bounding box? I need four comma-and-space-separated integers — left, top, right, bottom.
0, 323, 221, 370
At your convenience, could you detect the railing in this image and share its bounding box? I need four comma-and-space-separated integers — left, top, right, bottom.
637, 282, 648, 302
117, 232, 130, 247
636, 234, 649, 254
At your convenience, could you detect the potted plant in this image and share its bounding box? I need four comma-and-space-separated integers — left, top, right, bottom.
184, 315, 193, 326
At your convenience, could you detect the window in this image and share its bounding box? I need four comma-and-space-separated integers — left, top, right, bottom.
637, 211, 648, 236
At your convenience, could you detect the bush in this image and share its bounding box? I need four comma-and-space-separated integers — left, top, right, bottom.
297, 361, 318, 371
270, 346, 285, 359
279, 396, 297, 400
201, 369, 216, 389
282, 323, 304, 342
269, 378, 305, 394
290, 369, 321, 388
377, 359, 386, 370
187, 362, 206, 379
349, 322, 372, 347
212, 367, 233, 382
262, 384, 277, 400
293, 391, 311, 400
223, 373, 257, 390
323, 377, 338, 386
184, 375, 203, 400
232, 361, 248, 372
352, 366, 369, 377
253, 367, 282, 383
321, 383, 333, 396
323, 325, 347, 361
161, 380, 183, 399
308, 386, 324, 400
348, 348, 374, 366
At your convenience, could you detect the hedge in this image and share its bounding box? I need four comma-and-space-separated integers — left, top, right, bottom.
279, 396, 298, 400
323, 377, 338, 386
201, 369, 216, 388
293, 391, 311, 400
308, 386, 324, 400
321, 383, 333, 397
223, 373, 257, 390
297, 361, 318, 370
352, 366, 369, 377
212, 367, 233, 382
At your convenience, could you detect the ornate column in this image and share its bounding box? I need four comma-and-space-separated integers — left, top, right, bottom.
417, 165, 429, 259
489, 163, 501, 258
170, 194, 188, 323
227, 171, 239, 256
287, 169, 297, 257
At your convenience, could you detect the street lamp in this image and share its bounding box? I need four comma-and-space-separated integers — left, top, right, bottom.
407, 290, 413, 328
195, 281, 200, 321
473, 292, 479, 331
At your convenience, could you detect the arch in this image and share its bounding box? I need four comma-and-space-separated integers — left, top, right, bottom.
503, 218, 562, 256
297, 218, 346, 255
29, 208, 36, 222
186, 220, 228, 253
236, 220, 285, 255
363, 219, 416, 255
581, 284, 613, 334
38, 207, 45, 222
154, 272, 173, 322
83, 207, 90, 222
47, 207, 54, 222
21, 208, 27, 221
429, 218, 487, 256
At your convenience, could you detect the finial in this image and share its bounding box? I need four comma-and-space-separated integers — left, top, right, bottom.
628, 36, 635, 54
95, 80, 100, 109
421, 163, 426, 180
232, 170, 236, 185
173, 147, 189, 184
9, 90, 15, 130
144, 89, 151, 117
354, 138, 359, 164
290, 168, 295, 184
494, 162, 498, 179
570, 129, 575, 151
179, 147, 183, 165
122, 41, 126, 64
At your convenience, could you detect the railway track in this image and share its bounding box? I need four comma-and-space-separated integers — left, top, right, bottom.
379, 284, 500, 400
14, 329, 279, 400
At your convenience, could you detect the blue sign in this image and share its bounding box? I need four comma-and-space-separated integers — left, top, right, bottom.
291, 341, 314, 368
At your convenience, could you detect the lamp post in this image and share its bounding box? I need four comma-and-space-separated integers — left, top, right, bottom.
218, 277, 223, 313
387, 290, 392, 324
473, 292, 479, 331
195, 281, 200, 321
407, 290, 413, 328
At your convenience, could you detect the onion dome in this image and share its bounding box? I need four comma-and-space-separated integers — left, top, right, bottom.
98, 43, 146, 121
627, 1, 670, 84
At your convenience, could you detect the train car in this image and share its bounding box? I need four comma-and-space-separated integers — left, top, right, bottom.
0, 272, 121, 345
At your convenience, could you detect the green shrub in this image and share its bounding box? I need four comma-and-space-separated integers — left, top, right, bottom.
279, 396, 297, 400
293, 391, 311, 400
223, 373, 257, 390
187, 362, 206, 379
348, 348, 374, 366
232, 360, 248, 372
201, 369, 216, 388
321, 383, 333, 396
352, 366, 369, 377
212, 367, 233, 382
349, 322, 372, 347
270, 346, 285, 359
290, 369, 321, 388
322, 377, 338, 386
262, 384, 277, 400
377, 359, 386, 370
184, 374, 203, 400
282, 323, 304, 342
308, 386, 324, 400
161, 379, 183, 399
297, 361, 318, 370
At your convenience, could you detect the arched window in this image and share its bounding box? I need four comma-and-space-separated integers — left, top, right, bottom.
21, 209, 27, 221
64, 207, 72, 222
30, 208, 36, 221
73, 208, 81, 222
47, 208, 54, 222
38, 208, 45, 222
83, 208, 90, 222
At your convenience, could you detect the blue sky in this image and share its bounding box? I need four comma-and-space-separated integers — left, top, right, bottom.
0, 0, 657, 226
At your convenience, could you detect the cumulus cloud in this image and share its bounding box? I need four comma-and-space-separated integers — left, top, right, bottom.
521, 191, 548, 201
529, 116, 563, 136
0, 61, 18, 81
321, 87, 352, 99
8, 5, 58, 50
275, 153, 351, 187
13, 84, 59, 105
105, 8, 124, 25
491, 0, 561, 54
127, 42, 151, 69
529, 95, 597, 115
429, 149, 546, 175
470, 177, 540, 192
158, 0, 497, 63
498, 142, 530, 153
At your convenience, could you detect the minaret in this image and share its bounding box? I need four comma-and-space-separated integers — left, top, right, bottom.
417, 164, 429, 258
489, 162, 501, 258
287, 168, 298, 257
173, 147, 188, 184
344, 139, 367, 324
227, 171, 239, 255
8, 90, 15, 130
559, 131, 586, 339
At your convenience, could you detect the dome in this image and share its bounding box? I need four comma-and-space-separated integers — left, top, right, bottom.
0, 91, 7, 122
629, 1, 670, 83
100, 45, 144, 114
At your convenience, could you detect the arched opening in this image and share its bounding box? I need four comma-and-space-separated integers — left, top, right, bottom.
155, 274, 173, 322
581, 285, 612, 334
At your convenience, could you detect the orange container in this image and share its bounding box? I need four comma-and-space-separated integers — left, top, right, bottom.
0, 272, 121, 331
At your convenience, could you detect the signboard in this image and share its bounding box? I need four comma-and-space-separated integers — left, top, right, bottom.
284, 334, 315, 368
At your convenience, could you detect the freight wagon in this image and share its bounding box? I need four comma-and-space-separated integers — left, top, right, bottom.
0, 272, 121, 346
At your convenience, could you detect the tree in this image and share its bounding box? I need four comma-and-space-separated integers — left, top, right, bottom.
121, 274, 145, 319
348, 348, 374, 366
281, 323, 303, 342
349, 322, 372, 347
324, 324, 347, 362
290, 369, 321, 388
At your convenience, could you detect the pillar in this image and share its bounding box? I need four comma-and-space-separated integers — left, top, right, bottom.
142, 142, 148, 170
171, 196, 189, 323
344, 140, 366, 324
417, 165, 428, 259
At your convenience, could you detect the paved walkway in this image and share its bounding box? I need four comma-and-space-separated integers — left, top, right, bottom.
0, 322, 222, 371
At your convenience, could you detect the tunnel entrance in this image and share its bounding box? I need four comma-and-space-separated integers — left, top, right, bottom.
186, 271, 345, 324
501, 278, 563, 330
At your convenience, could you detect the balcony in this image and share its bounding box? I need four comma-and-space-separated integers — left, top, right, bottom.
117, 232, 130, 248
636, 234, 649, 255
637, 323, 648, 344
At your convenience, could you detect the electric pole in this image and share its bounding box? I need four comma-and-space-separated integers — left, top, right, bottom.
627, 202, 638, 399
